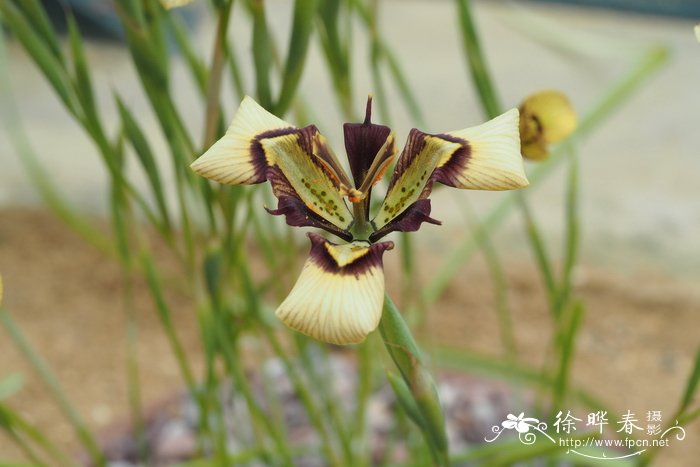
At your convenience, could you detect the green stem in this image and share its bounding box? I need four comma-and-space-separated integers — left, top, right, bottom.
379, 295, 448, 466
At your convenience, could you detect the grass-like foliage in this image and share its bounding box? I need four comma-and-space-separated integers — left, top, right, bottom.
0, 0, 697, 465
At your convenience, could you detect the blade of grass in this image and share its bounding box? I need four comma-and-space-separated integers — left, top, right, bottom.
116, 96, 173, 233
14, 0, 64, 61
0, 309, 106, 466
460, 199, 517, 358
249, 0, 274, 109
203, 0, 234, 147
0, 31, 114, 256
275, 0, 321, 115
519, 194, 558, 313
140, 252, 197, 390
454, 0, 501, 118
0, 403, 76, 467
351, 0, 425, 126
554, 148, 580, 314
552, 300, 585, 412
423, 44, 669, 304
66, 13, 96, 123
0, 1, 81, 115
434, 346, 614, 415
316, 0, 354, 119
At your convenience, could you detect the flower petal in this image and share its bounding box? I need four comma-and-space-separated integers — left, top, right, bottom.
436, 108, 529, 190
343, 96, 395, 189
275, 233, 394, 345
191, 97, 355, 236
191, 96, 296, 185
369, 199, 440, 242
260, 126, 354, 232
373, 109, 528, 232
372, 129, 456, 231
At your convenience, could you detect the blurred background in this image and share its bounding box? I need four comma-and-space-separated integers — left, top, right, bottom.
1, 0, 699, 464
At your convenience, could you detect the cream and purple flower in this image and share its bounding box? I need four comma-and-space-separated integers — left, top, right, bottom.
191, 96, 528, 344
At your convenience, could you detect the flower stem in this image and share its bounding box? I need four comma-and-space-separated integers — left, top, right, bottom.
379, 294, 448, 466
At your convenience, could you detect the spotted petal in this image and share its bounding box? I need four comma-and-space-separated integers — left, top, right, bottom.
191, 96, 354, 236
372, 108, 528, 236
275, 233, 394, 345
260, 126, 354, 233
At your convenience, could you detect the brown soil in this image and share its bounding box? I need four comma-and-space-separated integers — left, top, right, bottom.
0, 208, 698, 465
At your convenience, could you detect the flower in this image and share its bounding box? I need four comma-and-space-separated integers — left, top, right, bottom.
518, 90, 577, 161
695, 24, 700, 43
191, 96, 528, 344
502, 412, 539, 433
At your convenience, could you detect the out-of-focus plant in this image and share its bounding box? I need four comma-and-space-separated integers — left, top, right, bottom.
1, 0, 696, 465
518, 90, 577, 161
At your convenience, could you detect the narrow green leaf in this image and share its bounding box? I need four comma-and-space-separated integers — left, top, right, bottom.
434, 346, 613, 414
0, 31, 114, 256
455, 0, 501, 119
0, 309, 106, 465
14, 0, 63, 61
141, 253, 196, 390
0, 403, 75, 466
555, 150, 580, 313
386, 371, 426, 430
276, 0, 321, 115
681, 346, 700, 410
0, 375, 23, 401
553, 301, 585, 410
249, 0, 273, 109
203, 248, 223, 306
382, 44, 425, 127
66, 13, 96, 119
0, 1, 81, 116
164, 14, 208, 94
316, 0, 353, 118
115, 96, 172, 229
519, 195, 558, 314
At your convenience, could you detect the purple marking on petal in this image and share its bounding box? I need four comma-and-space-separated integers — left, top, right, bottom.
248, 127, 298, 182
431, 133, 472, 188
370, 198, 441, 242
307, 233, 393, 277
343, 97, 392, 188
265, 166, 352, 241
266, 197, 353, 242
386, 128, 428, 193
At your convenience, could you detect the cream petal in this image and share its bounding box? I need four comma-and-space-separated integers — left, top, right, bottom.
275, 234, 393, 345
440, 108, 529, 190
190, 96, 295, 185
373, 108, 528, 233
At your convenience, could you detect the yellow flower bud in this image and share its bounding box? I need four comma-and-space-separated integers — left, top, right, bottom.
695, 24, 700, 43
518, 90, 577, 161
